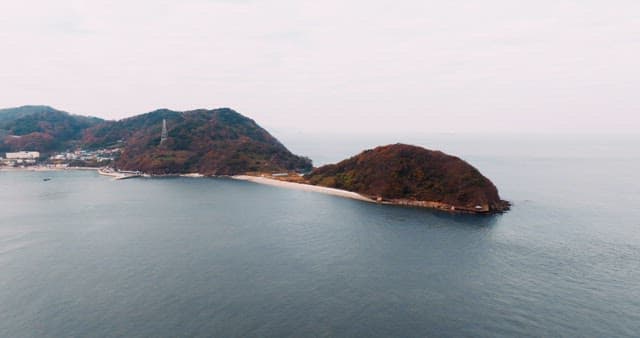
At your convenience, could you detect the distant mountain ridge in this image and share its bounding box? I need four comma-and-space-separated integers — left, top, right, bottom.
0, 105, 64, 122
0, 105, 103, 152
1, 105, 312, 175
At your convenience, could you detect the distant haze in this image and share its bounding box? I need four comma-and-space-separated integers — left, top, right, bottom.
1, 0, 638, 133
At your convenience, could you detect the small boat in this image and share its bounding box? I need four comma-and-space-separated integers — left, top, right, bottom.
43, 178, 52, 181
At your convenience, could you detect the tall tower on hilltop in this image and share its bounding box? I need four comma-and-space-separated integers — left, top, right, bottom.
160, 119, 168, 145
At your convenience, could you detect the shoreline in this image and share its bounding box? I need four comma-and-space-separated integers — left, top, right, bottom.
0, 167, 505, 213
231, 175, 375, 203
0, 166, 100, 172
231, 175, 506, 214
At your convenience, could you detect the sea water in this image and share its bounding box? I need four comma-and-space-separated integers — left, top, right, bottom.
1, 133, 639, 337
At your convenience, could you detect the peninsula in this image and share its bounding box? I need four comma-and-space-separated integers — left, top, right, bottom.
305, 144, 510, 213
1, 105, 509, 214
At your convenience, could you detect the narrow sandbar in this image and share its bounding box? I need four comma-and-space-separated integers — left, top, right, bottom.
232, 175, 374, 203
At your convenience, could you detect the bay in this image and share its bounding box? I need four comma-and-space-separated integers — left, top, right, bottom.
1, 133, 639, 337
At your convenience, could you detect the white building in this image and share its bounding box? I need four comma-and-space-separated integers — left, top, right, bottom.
5, 151, 40, 160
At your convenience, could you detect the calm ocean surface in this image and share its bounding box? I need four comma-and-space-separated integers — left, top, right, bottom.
1, 133, 639, 337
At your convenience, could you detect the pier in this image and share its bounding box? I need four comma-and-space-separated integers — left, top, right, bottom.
98, 168, 141, 180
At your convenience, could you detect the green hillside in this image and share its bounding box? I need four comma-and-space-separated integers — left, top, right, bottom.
0, 106, 103, 152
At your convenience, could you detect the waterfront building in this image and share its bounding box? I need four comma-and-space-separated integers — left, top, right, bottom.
5, 151, 40, 160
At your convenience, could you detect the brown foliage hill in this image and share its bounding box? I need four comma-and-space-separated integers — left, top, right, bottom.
306, 144, 508, 212
85, 108, 312, 175
0, 105, 102, 152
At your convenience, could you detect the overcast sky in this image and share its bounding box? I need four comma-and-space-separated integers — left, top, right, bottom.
1, 0, 638, 133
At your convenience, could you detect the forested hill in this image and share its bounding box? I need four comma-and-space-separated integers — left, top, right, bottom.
0, 105, 103, 152
306, 144, 509, 213
1, 106, 311, 175
84, 108, 313, 175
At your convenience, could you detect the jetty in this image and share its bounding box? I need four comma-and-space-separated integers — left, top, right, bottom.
98, 168, 141, 180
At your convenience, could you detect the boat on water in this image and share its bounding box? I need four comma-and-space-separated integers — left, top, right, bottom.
43, 178, 52, 181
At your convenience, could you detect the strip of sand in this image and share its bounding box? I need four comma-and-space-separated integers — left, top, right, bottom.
232, 175, 374, 203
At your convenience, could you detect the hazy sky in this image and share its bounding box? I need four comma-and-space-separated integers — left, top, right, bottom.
1, 0, 638, 133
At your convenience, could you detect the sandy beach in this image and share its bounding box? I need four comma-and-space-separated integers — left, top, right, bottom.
232, 175, 374, 203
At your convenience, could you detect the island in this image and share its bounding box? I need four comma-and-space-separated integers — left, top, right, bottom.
1, 105, 509, 214
305, 144, 510, 213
